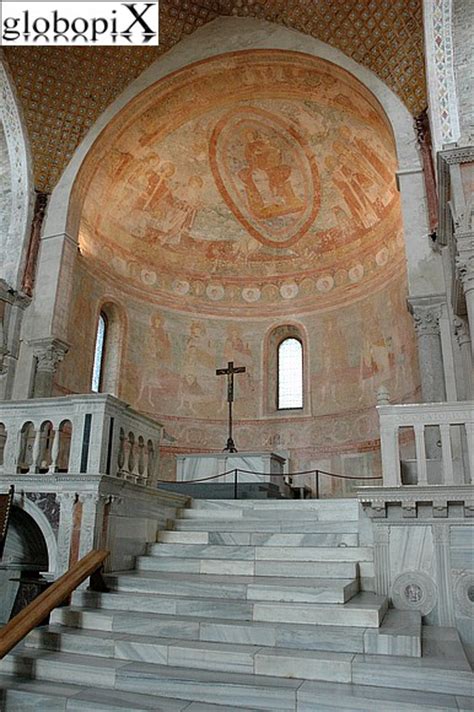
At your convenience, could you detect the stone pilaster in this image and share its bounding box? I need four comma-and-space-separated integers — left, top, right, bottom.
432, 523, 455, 626
77, 493, 101, 561
453, 316, 473, 398
456, 235, 474, 357
408, 296, 447, 402
30, 337, 69, 398
56, 492, 76, 576
373, 525, 391, 596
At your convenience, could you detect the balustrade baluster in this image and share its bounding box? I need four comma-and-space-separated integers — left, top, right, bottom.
439, 423, 454, 485
50, 425, 61, 473
31, 426, 41, 474
414, 424, 428, 485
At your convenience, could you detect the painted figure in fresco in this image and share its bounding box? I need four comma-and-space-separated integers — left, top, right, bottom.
223, 325, 254, 403
238, 129, 304, 219
138, 313, 174, 409
325, 155, 378, 229
178, 322, 215, 416
159, 175, 204, 245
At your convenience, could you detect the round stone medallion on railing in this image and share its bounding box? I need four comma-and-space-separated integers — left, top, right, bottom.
454, 572, 474, 618
391, 571, 437, 615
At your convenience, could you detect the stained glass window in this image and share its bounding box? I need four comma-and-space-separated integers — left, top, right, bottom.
277, 337, 303, 409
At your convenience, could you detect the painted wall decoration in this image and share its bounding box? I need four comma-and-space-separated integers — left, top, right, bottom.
56, 50, 420, 485
77, 50, 403, 317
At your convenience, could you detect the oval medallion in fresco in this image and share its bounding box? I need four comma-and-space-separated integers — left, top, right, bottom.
210, 107, 320, 248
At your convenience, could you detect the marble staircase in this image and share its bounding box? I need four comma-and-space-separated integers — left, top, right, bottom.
0, 498, 473, 711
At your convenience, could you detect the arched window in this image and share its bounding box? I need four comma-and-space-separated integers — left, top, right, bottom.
277, 337, 303, 409
91, 312, 107, 392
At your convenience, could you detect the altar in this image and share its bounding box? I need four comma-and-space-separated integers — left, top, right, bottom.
176, 452, 286, 485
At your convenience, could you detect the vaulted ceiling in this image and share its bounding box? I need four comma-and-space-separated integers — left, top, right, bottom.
3, 0, 426, 193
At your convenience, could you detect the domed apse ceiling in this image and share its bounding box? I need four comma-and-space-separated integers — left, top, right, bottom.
78, 50, 405, 316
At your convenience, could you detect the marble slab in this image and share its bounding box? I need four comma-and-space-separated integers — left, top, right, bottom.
176, 452, 285, 485
297, 680, 459, 711
254, 648, 354, 682
255, 546, 373, 562
115, 662, 302, 710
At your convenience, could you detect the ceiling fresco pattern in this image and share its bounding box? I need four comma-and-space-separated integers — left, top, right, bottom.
3, 0, 426, 192
78, 50, 405, 316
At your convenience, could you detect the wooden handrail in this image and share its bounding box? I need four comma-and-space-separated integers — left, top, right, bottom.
0, 548, 109, 659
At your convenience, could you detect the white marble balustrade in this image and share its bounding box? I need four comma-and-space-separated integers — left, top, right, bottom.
377, 401, 474, 487
0, 394, 163, 485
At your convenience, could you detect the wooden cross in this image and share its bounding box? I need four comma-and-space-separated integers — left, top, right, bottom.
216, 361, 246, 452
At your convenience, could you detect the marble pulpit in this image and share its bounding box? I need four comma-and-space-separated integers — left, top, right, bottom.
176, 452, 286, 485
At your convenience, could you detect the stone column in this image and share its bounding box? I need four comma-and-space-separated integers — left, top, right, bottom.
453, 316, 473, 399
408, 297, 447, 402
30, 337, 69, 398
456, 236, 474, 358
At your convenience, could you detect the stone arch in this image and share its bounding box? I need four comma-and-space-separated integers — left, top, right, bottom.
0, 500, 55, 623
0, 56, 33, 290
11, 496, 57, 573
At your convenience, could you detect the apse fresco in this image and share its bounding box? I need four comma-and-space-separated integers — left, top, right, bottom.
78, 50, 403, 316
58, 50, 420, 482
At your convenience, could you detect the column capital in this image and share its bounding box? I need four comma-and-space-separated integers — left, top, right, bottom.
30, 337, 69, 374
407, 296, 444, 336
453, 316, 471, 348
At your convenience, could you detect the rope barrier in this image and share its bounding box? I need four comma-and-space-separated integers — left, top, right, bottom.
156, 467, 381, 485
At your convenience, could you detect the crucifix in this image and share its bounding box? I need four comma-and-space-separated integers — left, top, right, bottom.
216, 361, 246, 453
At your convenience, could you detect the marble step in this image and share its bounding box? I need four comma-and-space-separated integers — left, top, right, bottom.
0, 650, 304, 710
4, 625, 468, 702
148, 543, 373, 562
136, 555, 359, 579
105, 571, 360, 604
172, 520, 360, 532
187, 499, 359, 517
159, 530, 360, 545
52, 606, 420, 657
71, 590, 387, 627
296, 679, 463, 711
350, 626, 474, 697
25, 625, 361, 680
0, 673, 463, 712
197, 532, 359, 547
0, 673, 241, 711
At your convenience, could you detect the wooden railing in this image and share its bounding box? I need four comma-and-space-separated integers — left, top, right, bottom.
0, 548, 108, 659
